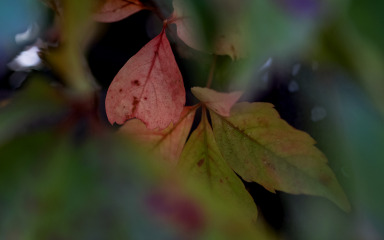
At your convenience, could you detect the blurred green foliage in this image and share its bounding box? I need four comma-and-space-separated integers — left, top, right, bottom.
1, 0, 384, 238
0, 77, 275, 238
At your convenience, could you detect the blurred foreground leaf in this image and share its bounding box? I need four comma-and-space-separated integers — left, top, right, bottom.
0, 128, 276, 239
336, 79, 384, 236
0, 77, 67, 144
0, 80, 275, 239
44, 0, 97, 92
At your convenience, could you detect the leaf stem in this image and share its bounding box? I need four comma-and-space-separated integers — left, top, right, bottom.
206, 55, 217, 88
146, 0, 166, 22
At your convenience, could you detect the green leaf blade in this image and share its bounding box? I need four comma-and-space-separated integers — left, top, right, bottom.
178, 110, 258, 221
211, 102, 350, 211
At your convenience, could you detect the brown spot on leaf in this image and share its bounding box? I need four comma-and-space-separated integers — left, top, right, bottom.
132, 80, 140, 86
256, 117, 269, 127
262, 158, 275, 170
219, 179, 223, 183
119, 88, 123, 93
132, 96, 139, 113
320, 174, 332, 185
197, 159, 205, 167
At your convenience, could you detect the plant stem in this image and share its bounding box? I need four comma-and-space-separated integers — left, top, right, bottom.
206, 55, 217, 88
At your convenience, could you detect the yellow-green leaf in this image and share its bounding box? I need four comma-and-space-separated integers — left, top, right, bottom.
44, 0, 97, 93
178, 109, 258, 221
210, 102, 350, 211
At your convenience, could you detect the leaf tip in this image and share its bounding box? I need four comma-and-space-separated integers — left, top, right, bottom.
191, 87, 243, 117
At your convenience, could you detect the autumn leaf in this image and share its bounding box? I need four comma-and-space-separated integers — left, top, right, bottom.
178, 109, 258, 221
105, 28, 185, 129
171, 0, 247, 59
171, 0, 206, 52
119, 106, 197, 166
213, 23, 246, 60
210, 102, 351, 211
191, 87, 242, 117
94, 0, 144, 23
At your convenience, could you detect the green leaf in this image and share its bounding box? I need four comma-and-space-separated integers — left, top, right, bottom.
178, 109, 258, 221
210, 102, 350, 211
0, 129, 183, 239
44, 0, 97, 92
349, 0, 384, 57
0, 127, 273, 239
0, 77, 66, 144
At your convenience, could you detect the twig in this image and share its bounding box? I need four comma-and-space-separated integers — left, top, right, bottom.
206, 55, 217, 88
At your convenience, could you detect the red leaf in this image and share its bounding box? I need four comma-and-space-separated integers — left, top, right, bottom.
105, 29, 185, 129
119, 106, 197, 166
191, 87, 242, 117
94, 0, 144, 23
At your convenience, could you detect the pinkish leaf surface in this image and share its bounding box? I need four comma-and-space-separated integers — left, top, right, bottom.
171, 0, 206, 52
105, 29, 186, 129
94, 0, 144, 23
119, 106, 197, 166
171, 0, 247, 59
191, 87, 242, 117
213, 24, 246, 60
